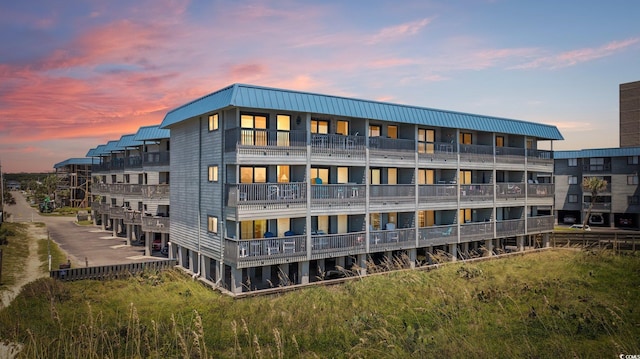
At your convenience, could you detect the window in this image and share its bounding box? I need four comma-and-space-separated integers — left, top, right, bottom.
311, 119, 329, 134
337, 167, 349, 183
495, 136, 504, 147
387, 125, 398, 139
240, 219, 267, 239
208, 113, 219, 131
459, 208, 471, 224
418, 169, 434, 184
310, 167, 329, 184
589, 157, 605, 171
337, 120, 349, 136
629, 156, 639, 165
241, 114, 267, 145
208, 165, 218, 182
388, 168, 397, 185
277, 165, 289, 183
418, 210, 435, 227
369, 124, 381, 137
629, 196, 640, 205
240, 166, 267, 183
628, 175, 638, 185
568, 194, 578, 203
276, 115, 290, 146
207, 216, 218, 233
568, 158, 577, 167
460, 132, 472, 145
568, 176, 578, 185
370, 168, 381, 184
418, 129, 435, 154
459, 170, 472, 185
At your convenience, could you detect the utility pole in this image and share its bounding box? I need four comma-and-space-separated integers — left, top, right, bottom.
1, 160, 4, 224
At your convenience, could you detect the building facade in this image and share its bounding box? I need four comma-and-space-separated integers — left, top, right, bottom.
89, 125, 171, 256
620, 81, 640, 147
554, 147, 640, 228
160, 84, 563, 294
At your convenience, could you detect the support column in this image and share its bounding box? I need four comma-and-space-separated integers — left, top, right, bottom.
449, 243, 458, 262
543, 233, 550, 248
461, 242, 469, 259
516, 236, 525, 252
357, 254, 367, 276
484, 239, 493, 257
317, 259, 326, 276
126, 224, 132, 246
336, 257, 345, 269
101, 214, 108, 231
203, 257, 211, 282
230, 267, 243, 294
384, 251, 393, 263
299, 261, 310, 285
144, 231, 152, 256
112, 219, 117, 237
408, 249, 417, 269
262, 265, 272, 287
427, 246, 434, 264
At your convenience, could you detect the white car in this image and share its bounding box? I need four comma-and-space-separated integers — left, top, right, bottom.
569, 224, 591, 231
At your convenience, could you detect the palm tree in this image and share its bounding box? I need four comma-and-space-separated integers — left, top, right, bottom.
582, 177, 608, 228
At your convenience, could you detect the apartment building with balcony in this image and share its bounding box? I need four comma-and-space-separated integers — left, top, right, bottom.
53, 157, 98, 208
160, 83, 563, 295
89, 125, 171, 255
554, 147, 640, 228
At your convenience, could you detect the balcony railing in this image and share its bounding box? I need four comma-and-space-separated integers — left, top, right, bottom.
369, 227, 415, 251
496, 183, 525, 199
370, 184, 415, 201
582, 202, 612, 210
527, 215, 554, 233
418, 224, 458, 247
369, 137, 415, 151
311, 184, 366, 210
311, 133, 366, 160
92, 183, 109, 195
141, 216, 170, 233
126, 156, 142, 169
460, 221, 495, 241
228, 182, 307, 206
225, 128, 307, 151
418, 184, 457, 202
142, 184, 170, 199
527, 149, 553, 166
124, 210, 142, 225
110, 206, 125, 219
527, 183, 554, 197
310, 231, 367, 255
495, 219, 525, 237
459, 143, 494, 162
460, 184, 494, 202
110, 183, 142, 195
143, 151, 170, 166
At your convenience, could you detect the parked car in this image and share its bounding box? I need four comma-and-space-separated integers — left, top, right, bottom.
563, 215, 576, 224
569, 224, 591, 231
152, 238, 162, 251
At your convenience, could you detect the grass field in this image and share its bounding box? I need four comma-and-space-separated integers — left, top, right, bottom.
0, 223, 639, 357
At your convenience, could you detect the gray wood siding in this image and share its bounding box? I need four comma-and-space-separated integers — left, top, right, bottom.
170, 120, 202, 253
200, 114, 223, 260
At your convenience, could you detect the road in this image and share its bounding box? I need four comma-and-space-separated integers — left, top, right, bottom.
4, 191, 154, 267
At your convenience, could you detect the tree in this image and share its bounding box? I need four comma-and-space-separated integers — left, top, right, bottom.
582, 177, 608, 228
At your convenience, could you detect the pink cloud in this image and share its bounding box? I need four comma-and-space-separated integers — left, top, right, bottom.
511, 38, 640, 69
367, 18, 433, 44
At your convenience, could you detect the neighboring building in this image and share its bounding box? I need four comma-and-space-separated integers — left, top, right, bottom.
620, 80, 640, 147
53, 157, 98, 208
7, 180, 21, 190
89, 125, 171, 256
554, 147, 640, 228
159, 83, 563, 294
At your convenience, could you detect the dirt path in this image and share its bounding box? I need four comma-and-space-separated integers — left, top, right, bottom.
0, 223, 48, 359
0, 223, 48, 309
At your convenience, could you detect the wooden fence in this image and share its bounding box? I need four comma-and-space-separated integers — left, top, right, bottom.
552, 231, 640, 251
50, 259, 177, 281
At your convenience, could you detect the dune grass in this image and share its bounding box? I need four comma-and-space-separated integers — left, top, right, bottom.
0, 249, 639, 358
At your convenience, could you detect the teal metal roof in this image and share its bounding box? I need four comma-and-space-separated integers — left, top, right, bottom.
117, 134, 142, 148
86, 147, 98, 157
94, 140, 121, 155
54, 157, 99, 169
88, 144, 107, 157
134, 125, 170, 141
554, 147, 640, 159
161, 83, 564, 140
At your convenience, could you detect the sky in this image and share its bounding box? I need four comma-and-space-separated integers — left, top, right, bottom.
1, 0, 639, 173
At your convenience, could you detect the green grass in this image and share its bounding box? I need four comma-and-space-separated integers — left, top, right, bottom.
1, 249, 639, 358
0, 223, 29, 288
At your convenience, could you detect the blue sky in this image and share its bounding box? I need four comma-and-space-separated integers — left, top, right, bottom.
0, 0, 638, 172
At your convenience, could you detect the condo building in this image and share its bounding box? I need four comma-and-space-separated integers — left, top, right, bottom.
554, 147, 640, 228
53, 157, 98, 208
159, 84, 563, 294
89, 125, 171, 256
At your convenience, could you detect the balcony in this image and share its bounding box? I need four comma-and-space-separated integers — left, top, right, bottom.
311, 184, 365, 211
142, 184, 170, 200
496, 146, 526, 164
110, 206, 125, 219
125, 156, 142, 169
369, 227, 416, 252
110, 183, 142, 195
418, 184, 457, 205
527, 149, 553, 168
310, 231, 367, 257
369, 184, 416, 207
225, 128, 307, 159
459, 143, 493, 164
527, 183, 554, 198
418, 224, 458, 247
369, 137, 415, 164
311, 133, 366, 161
496, 183, 526, 200
460, 221, 495, 241
460, 184, 494, 203
228, 182, 307, 206
495, 219, 525, 238
527, 215, 554, 234
417, 142, 458, 165
582, 202, 612, 211
141, 216, 170, 233
92, 183, 109, 195
123, 210, 142, 225
143, 151, 170, 167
